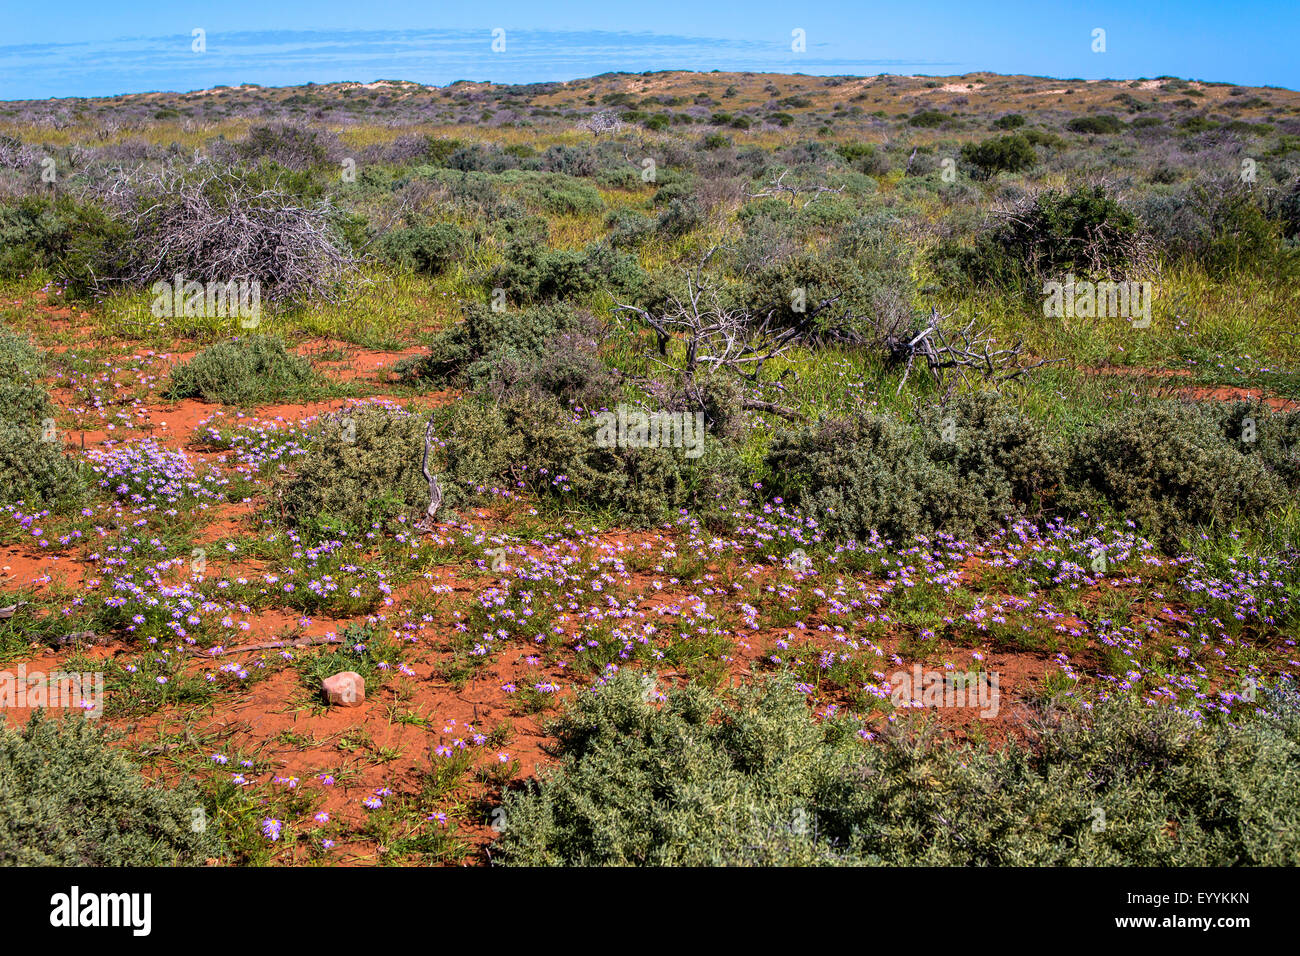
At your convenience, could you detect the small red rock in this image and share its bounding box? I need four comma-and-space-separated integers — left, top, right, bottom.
322, 671, 365, 707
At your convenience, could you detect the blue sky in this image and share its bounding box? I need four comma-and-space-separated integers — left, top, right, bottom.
1, 1, 1297, 100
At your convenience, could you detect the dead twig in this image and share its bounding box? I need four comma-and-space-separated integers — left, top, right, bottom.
418, 414, 443, 528
207, 633, 344, 656
746, 168, 846, 208
886, 306, 1064, 395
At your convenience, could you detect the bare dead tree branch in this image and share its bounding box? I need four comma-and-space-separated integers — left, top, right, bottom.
205, 633, 344, 656
417, 414, 443, 530
87, 161, 356, 302
613, 246, 840, 388
740, 398, 805, 421
884, 306, 1064, 395
746, 168, 846, 208
581, 110, 623, 138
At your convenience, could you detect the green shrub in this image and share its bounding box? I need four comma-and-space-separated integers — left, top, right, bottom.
1203, 400, 1300, 490
539, 144, 594, 177
658, 375, 748, 441
1139, 182, 1291, 278
798, 194, 856, 227
831, 212, 917, 279
920, 392, 1066, 531
605, 208, 654, 248
0, 422, 89, 511
0, 327, 54, 427
960, 133, 1037, 178
0, 196, 130, 298
737, 238, 900, 340
992, 113, 1026, 129
422, 136, 466, 166
908, 110, 949, 128
938, 186, 1147, 292
278, 392, 689, 529
0, 328, 87, 510
239, 123, 329, 169
489, 239, 645, 305
0, 326, 43, 374
484, 336, 621, 410
277, 404, 430, 530
537, 180, 604, 216
1113, 92, 1152, 113
167, 335, 317, 405
764, 413, 954, 543
1067, 402, 1288, 545
1067, 114, 1125, 134
493, 668, 1300, 866
1198, 189, 1287, 278
533, 403, 686, 525
0, 712, 221, 865
651, 178, 697, 208
377, 223, 466, 276
766, 395, 1064, 543
769, 398, 1289, 548
1276, 178, 1300, 240
436, 395, 686, 526
498, 171, 604, 216
836, 142, 885, 174
655, 197, 702, 238
446, 143, 520, 173
737, 196, 796, 228
395, 302, 588, 387
1021, 127, 1065, 149
428, 397, 527, 512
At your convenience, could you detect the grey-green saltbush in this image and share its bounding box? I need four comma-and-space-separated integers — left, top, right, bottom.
765, 393, 1064, 543
765, 412, 954, 543
376, 222, 466, 276
394, 302, 586, 387
768, 396, 1286, 549
0, 328, 87, 510
493, 668, 1300, 866
0, 423, 89, 510
0, 326, 53, 426
0, 713, 221, 865
277, 395, 698, 531
277, 404, 430, 531
167, 334, 317, 405
1067, 401, 1288, 546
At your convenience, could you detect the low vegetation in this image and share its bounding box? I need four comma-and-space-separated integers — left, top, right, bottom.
0, 69, 1297, 867
0, 714, 221, 865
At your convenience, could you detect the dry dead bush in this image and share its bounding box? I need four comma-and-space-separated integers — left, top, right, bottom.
93, 162, 357, 302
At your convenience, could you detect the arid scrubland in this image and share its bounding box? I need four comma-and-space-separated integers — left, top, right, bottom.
1, 70, 1299, 866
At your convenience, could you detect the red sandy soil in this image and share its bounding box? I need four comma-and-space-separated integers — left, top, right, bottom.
1087, 365, 1298, 411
